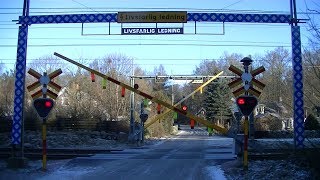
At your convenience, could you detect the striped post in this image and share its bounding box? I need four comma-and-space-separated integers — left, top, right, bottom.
243, 116, 249, 170
42, 119, 47, 171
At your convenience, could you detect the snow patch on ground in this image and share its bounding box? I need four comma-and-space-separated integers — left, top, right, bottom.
221, 159, 313, 180
0, 130, 169, 150
250, 138, 320, 151
177, 127, 208, 136
205, 165, 227, 180
39, 166, 101, 180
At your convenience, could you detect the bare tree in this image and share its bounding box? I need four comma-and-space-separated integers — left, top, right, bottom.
259, 47, 292, 115
303, 50, 320, 114
303, 2, 320, 115
305, 2, 320, 49
88, 53, 133, 121
0, 70, 15, 117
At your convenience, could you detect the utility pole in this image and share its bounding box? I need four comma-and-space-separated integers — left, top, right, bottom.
139, 101, 149, 144
41, 72, 48, 171
129, 61, 135, 143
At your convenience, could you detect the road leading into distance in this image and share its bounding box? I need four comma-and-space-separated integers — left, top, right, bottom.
0, 126, 235, 180
39, 125, 236, 180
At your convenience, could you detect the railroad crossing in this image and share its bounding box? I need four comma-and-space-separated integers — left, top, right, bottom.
12, 1, 305, 151
8, 0, 306, 173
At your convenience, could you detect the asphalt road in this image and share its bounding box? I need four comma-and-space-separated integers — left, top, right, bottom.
45, 126, 235, 180
0, 126, 235, 180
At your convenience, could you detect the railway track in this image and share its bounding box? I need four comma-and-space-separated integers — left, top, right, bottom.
0, 147, 123, 159
248, 148, 320, 160
1, 147, 318, 160
248, 152, 290, 160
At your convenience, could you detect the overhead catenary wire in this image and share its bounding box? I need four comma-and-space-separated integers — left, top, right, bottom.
0, 7, 312, 63
0, 43, 292, 48
0, 58, 287, 62
0, 23, 310, 29
0, 38, 295, 44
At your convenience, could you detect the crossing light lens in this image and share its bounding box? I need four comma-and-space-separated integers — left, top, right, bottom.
182, 105, 188, 111
45, 101, 52, 108
237, 98, 245, 105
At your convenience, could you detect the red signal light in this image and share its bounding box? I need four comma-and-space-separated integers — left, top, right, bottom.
182, 105, 188, 111
45, 101, 52, 108
235, 96, 258, 116
237, 98, 245, 105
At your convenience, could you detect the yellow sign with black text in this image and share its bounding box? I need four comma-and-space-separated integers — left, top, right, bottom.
117, 11, 187, 23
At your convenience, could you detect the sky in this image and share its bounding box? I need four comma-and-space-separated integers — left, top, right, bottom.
0, 0, 319, 75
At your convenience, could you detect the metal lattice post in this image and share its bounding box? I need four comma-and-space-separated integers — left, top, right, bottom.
11, 25, 29, 146
291, 26, 305, 148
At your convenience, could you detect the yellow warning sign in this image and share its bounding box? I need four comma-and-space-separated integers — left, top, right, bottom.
117, 11, 187, 23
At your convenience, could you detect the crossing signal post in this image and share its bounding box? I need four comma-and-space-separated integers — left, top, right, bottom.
228, 57, 265, 170
236, 95, 258, 170
27, 69, 62, 171
33, 97, 55, 171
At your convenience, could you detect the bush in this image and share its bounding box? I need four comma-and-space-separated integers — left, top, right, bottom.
24, 106, 41, 131
305, 114, 320, 130
254, 113, 283, 131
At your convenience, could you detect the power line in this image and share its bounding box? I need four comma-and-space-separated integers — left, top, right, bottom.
0, 43, 291, 48
71, 0, 100, 13
0, 62, 217, 66
221, 0, 244, 9
0, 23, 295, 26
0, 38, 294, 45
0, 22, 303, 28
0, 57, 289, 62
2, 62, 319, 69
0, 58, 240, 62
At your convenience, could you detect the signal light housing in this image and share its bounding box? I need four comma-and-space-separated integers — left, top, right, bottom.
139, 114, 148, 122
33, 98, 55, 119
236, 96, 258, 116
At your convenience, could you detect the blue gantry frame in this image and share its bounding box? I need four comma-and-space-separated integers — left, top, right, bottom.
13, 12, 304, 148
18, 13, 291, 24
291, 26, 304, 148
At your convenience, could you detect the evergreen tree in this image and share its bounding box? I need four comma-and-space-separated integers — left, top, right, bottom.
204, 80, 232, 126
305, 114, 320, 130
